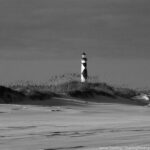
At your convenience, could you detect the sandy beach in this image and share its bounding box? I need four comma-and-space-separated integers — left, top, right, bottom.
0, 101, 150, 150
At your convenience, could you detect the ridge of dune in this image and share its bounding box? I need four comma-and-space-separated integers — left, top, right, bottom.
0, 81, 149, 106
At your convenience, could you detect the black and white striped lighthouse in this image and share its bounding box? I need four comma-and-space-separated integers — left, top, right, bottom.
81, 52, 88, 82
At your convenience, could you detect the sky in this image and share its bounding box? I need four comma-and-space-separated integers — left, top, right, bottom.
0, 0, 150, 88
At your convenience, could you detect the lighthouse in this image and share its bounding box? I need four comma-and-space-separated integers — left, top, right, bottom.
81, 52, 88, 82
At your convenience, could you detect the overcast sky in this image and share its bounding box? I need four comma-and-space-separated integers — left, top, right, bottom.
0, 0, 150, 88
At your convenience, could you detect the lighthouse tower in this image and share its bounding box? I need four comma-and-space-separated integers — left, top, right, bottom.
81, 52, 88, 82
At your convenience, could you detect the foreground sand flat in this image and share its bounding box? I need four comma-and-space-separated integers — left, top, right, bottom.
0, 103, 150, 150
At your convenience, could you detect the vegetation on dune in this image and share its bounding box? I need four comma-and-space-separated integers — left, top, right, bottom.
48, 81, 116, 98
9, 74, 137, 98
113, 87, 138, 99
0, 86, 26, 103
0, 73, 145, 105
